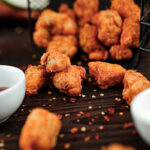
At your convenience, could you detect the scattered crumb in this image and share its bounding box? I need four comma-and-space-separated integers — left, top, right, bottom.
59, 134, 64, 138
101, 111, 105, 115
93, 89, 97, 92
88, 77, 92, 82
85, 113, 91, 118
76, 119, 80, 123
64, 143, 71, 149
99, 125, 104, 131
15, 26, 23, 34
48, 91, 52, 95
32, 54, 37, 59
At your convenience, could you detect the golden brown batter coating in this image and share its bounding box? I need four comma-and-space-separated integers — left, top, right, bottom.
110, 45, 133, 60
121, 17, 140, 48
88, 61, 126, 89
111, 0, 140, 20
19, 108, 61, 150
89, 49, 108, 61
47, 35, 78, 58
53, 65, 86, 96
79, 24, 98, 54
58, 3, 76, 20
123, 70, 150, 105
33, 28, 50, 49
101, 143, 136, 150
25, 65, 49, 95
92, 10, 122, 46
40, 50, 71, 73
34, 9, 77, 48
79, 24, 108, 60
73, 0, 99, 26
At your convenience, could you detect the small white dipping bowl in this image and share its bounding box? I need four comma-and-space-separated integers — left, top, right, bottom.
0, 65, 25, 123
131, 88, 150, 145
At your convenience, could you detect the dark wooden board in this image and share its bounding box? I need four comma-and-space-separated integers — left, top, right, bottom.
0, 1, 150, 149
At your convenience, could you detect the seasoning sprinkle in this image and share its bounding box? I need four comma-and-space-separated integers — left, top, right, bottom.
115, 97, 121, 102
88, 105, 93, 110
100, 93, 104, 96
92, 95, 96, 98
65, 114, 70, 117
82, 94, 86, 98
99, 125, 104, 131
119, 112, 124, 116
81, 126, 86, 132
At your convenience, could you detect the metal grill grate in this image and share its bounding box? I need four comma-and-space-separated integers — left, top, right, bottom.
27, 0, 141, 70
140, 0, 150, 52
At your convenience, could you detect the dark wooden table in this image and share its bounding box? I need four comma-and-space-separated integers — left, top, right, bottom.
0, 21, 150, 150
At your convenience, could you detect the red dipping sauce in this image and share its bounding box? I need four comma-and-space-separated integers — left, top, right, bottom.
0, 87, 8, 92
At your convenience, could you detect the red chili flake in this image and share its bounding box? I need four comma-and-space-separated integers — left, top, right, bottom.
70, 98, 77, 103
70, 127, 78, 134
57, 114, 63, 120
6, 134, 11, 138
95, 116, 99, 119
95, 135, 100, 140
103, 115, 110, 122
91, 128, 95, 132
89, 122, 92, 125
121, 105, 129, 109
131, 130, 137, 135
76, 113, 81, 117
84, 136, 91, 142
107, 108, 115, 115
124, 122, 134, 129
77, 61, 82, 66
85, 113, 91, 118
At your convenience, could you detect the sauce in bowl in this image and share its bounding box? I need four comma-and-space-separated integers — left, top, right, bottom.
0, 87, 8, 92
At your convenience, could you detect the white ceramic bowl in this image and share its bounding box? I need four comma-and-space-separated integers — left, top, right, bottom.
131, 88, 150, 145
0, 65, 25, 123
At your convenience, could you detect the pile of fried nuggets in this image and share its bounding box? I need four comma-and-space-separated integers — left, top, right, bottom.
19, 0, 150, 150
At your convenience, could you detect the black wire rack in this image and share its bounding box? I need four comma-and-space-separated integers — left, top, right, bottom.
27, 0, 141, 70
140, 0, 150, 52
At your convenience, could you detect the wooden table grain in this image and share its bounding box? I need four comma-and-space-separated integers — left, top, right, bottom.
0, 22, 150, 150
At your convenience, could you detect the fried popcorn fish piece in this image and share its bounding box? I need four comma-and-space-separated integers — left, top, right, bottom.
121, 17, 140, 48
53, 65, 86, 96
110, 45, 133, 60
47, 35, 78, 58
79, 24, 108, 60
34, 9, 77, 48
123, 70, 150, 105
92, 10, 122, 46
88, 61, 126, 89
58, 3, 76, 20
40, 50, 71, 73
73, 0, 99, 26
19, 108, 61, 150
101, 143, 136, 150
111, 0, 140, 20
25, 65, 49, 95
